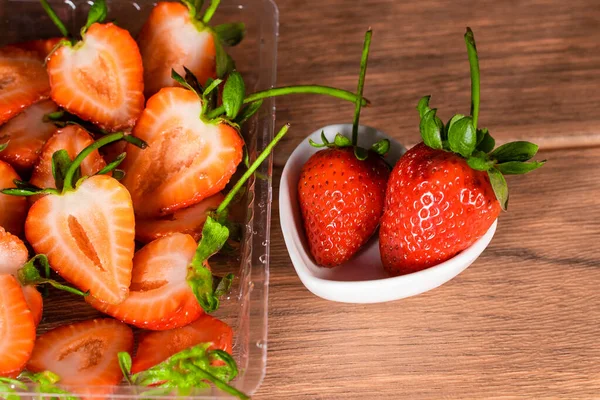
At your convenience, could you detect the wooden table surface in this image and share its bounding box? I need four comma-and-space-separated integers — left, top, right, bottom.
255, 0, 600, 398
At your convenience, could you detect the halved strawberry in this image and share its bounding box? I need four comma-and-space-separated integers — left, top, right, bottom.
27, 318, 133, 397
0, 226, 29, 275
136, 193, 224, 243
87, 233, 203, 330
25, 174, 135, 304
131, 314, 233, 374
0, 274, 36, 377
0, 160, 28, 236
0, 100, 59, 172
0, 46, 50, 124
29, 125, 107, 201
13, 37, 64, 59
22, 285, 43, 327
47, 23, 144, 131
121, 87, 243, 217
138, 2, 216, 99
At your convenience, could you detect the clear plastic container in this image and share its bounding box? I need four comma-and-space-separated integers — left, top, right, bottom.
0, 0, 278, 397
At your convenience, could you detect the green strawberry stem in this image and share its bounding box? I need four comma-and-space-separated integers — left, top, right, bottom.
217, 123, 290, 214
464, 27, 480, 131
351, 29, 372, 147
40, 0, 70, 38
206, 86, 369, 120
202, 0, 220, 24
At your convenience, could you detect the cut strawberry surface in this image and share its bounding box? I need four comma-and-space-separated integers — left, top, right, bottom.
29, 125, 107, 200
0, 161, 28, 236
121, 87, 243, 217
138, 1, 216, 98
0, 274, 36, 378
22, 285, 43, 327
0, 100, 59, 172
27, 318, 133, 396
0, 227, 29, 275
47, 23, 144, 131
131, 313, 233, 374
0, 47, 50, 125
136, 193, 224, 243
87, 233, 203, 330
25, 174, 135, 304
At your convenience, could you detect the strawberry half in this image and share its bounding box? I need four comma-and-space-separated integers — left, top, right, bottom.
121, 87, 243, 217
132, 314, 233, 374
22, 285, 43, 327
87, 233, 203, 330
135, 193, 224, 243
0, 46, 50, 125
27, 318, 133, 397
43, 0, 144, 132
0, 226, 29, 275
29, 125, 107, 202
138, 2, 216, 98
0, 100, 59, 172
0, 160, 28, 236
0, 274, 36, 378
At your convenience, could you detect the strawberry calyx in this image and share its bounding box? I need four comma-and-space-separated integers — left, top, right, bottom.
0, 141, 8, 152
40, 0, 108, 47
416, 28, 545, 210
118, 343, 249, 399
44, 109, 109, 137
17, 254, 89, 297
186, 123, 290, 313
17, 371, 78, 400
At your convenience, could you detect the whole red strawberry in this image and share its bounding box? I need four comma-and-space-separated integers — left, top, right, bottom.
380, 28, 545, 276
298, 147, 389, 267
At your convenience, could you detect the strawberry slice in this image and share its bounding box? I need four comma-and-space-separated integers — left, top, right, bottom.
13, 37, 64, 59
0, 274, 36, 377
0, 46, 50, 125
22, 285, 43, 327
27, 318, 133, 396
0, 161, 28, 236
29, 125, 107, 201
131, 314, 233, 374
0, 100, 59, 172
136, 193, 224, 243
121, 87, 243, 217
138, 2, 216, 98
47, 23, 144, 131
25, 174, 135, 304
87, 233, 203, 330
0, 226, 29, 275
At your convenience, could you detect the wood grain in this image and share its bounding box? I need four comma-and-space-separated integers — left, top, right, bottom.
255, 0, 600, 397
257, 146, 600, 399
271, 0, 600, 168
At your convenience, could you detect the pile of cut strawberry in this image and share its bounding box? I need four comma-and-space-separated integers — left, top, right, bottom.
299, 29, 546, 274
0, 0, 353, 397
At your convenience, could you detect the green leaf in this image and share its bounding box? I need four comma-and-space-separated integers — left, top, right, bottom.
203, 78, 223, 96
490, 141, 539, 162
447, 114, 465, 135
40, 0, 70, 38
118, 352, 133, 384
180, 0, 198, 17
487, 167, 508, 210
467, 155, 490, 171
215, 37, 232, 79
123, 134, 148, 149
354, 146, 368, 160
213, 23, 246, 46
17, 255, 89, 297
129, 343, 249, 400
233, 100, 263, 126
448, 116, 476, 158
96, 153, 126, 176
416, 95, 432, 119
171, 69, 196, 93
419, 108, 443, 150
495, 160, 545, 175
214, 273, 234, 297
112, 169, 125, 181
222, 71, 245, 119
0, 141, 8, 152
183, 66, 203, 94
477, 129, 495, 153
83, 0, 107, 34
333, 134, 352, 147
187, 216, 230, 312
51, 149, 73, 192
370, 139, 390, 155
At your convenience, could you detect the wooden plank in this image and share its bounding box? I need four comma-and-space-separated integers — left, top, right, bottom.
272, 0, 600, 168
257, 145, 600, 398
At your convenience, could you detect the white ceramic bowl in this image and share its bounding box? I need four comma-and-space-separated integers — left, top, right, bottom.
279, 124, 497, 303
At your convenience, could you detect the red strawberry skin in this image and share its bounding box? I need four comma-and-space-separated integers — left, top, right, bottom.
379, 142, 501, 275
297, 148, 389, 267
